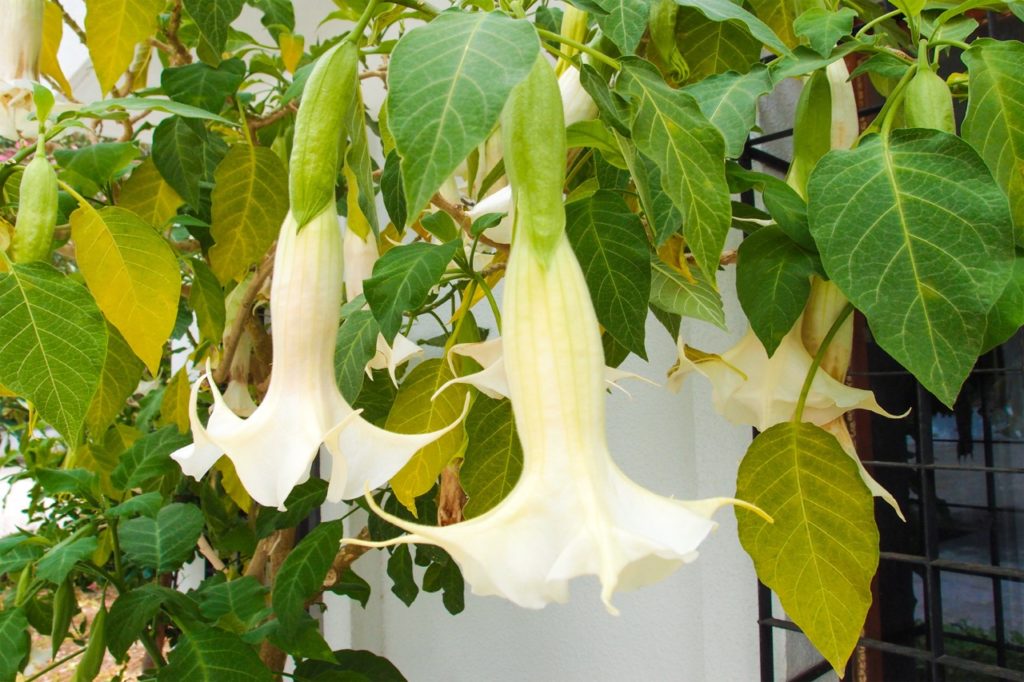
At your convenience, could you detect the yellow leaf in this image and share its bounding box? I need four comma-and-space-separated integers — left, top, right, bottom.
387, 359, 469, 513
343, 164, 371, 240
159, 366, 191, 434
278, 31, 304, 74
209, 144, 289, 283
41, 2, 72, 97
84, 0, 163, 94
214, 457, 252, 513
70, 204, 182, 373
119, 158, 184, 229
85, 323, 144, 435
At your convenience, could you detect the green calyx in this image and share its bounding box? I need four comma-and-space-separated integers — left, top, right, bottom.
289, 41, 360, 227
12, 155, 58, 264
502, 54, 567, 263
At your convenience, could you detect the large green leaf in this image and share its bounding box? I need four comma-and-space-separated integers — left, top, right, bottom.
683, 66, 774, 159
253, 479, 328, 539
190, 260, 226, 344
334, 309, 380, 403
84, 0, 163, 93
160, 627, 272, 682
111, 426, 191, 490
107, 584, 177, 659
388, 11, 538, 217
54, 142, 139, 196
0, 263, 107, 441
152, 117, 228, 208
197, 576, 269, 632
386, 359, 469, 512
0, 607, 29, 681
74, 97, 236, 125
118, 158, 184, 229
70, 204, 182, 373
208, 144, 288, 283
649, 257, 726, 328
745, 0, 821, 48
673, 0, 789, 54
565, 190, 651, 357
364, 240, 460, 343
36, 536, 99, 585
807, 129, 1014, 406
736, 227, 818, 356
119, 502, 204, 573
594, 0, 652, 54
793, 7, 857, 57
676, 9, 763, 84
962, 39, 1024, 240
736, 422, 879, 674
461, 396, 522, 519
295, 650, 407, 682
161, 59, 246, 113
983, 255, 1024, 353
616, 59, 731, 281
617, 135, 680, 245
182, 0, 245, 57
272, 519, 345, 630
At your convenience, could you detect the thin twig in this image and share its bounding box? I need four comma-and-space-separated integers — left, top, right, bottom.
247, 102, 297, 135
430, 192, 507, 251
166, 0, 192, 66
197, 534, 226, 572
359, 69, 387, 81
52, 0, 87, 45
684, 249, 738, 267
214, 250, 275, 385
322, 527, 373, 590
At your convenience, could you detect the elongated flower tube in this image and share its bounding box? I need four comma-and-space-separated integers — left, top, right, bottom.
0, 0, 42, 140
344, 56, 752, 612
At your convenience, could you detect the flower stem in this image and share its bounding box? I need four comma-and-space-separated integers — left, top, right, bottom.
536, 28, 620, 70
793, 303, 854, 423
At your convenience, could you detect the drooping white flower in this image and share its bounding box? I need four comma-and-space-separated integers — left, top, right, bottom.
559, 65, 599, 127
826, 59, 859, 152
172, 206, 466, 509
0, 0, 42, 141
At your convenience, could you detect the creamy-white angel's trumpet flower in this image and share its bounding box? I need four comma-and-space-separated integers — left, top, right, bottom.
0, 0, 42, 141
172, 42, 465, 508
344, 55, 756, 613
826, 59, 859, 152
559, 65, 599, 127
221, 331, 257, 418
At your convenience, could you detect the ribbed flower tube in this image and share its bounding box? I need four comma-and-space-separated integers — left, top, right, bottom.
0, 0, 42, 140
344, 56, 751, 612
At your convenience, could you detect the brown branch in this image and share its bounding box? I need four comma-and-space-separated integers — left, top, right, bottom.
247, 102, 297, 135
437, 464, 466, 526
148, 37, 175, 56
259, 528, 295, 677
166, 0, 193, 66
359, 69, 387, 81
214, 250, 275, 386
197, 534, 226, 572
321, 527, 372, 590
430, 192, 508, 251
52, 0, 87, 45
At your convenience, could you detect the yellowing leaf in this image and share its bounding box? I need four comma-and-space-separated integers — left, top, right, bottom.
209, 144, 289, 284
386, 359, 469, 513
41, 2, 72, 97
343, 164, 371, 240
85, 323, 144, 435
70, 205, 182, 373
84, 0, 163, 94
159, 366, 191, 434
278, 31, 304, 74
118, 158, 183, 229
214, 457, 252, 513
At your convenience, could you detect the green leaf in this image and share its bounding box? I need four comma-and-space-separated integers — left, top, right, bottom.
762, 176, 815, 251
617, 136, 680, 245
73, 97, 236, 125
0, 607, 29, 682
36, 536, 99, 585
111, 426, 192, 490
161, 59, 246, 113
182, 0, 245, 57
106, 491, 164, 519
579, 64, 631, 135
807, 130, 1014, 406
190, 260, 226, 344
152, 117, 228, 208
616, 58, 731, 281
364, 240, 460, 343
329, 568, 372, 608
594, 0, 652, 54
118, 158, 184, 229
736, 422, 879, 674
380, 151, 406, 230
119, 502, 204, 573
209, 144, 289, 284
676, 9, 763, 84
388, 11, 539, 218
334, 309, 380, 403
736, 227, 818, 355
387, 544, 418, 606
160, 627, 272, 682
461, 396, 522, 518
565, 190, 651, 357
254, 479, 328, 539
198, 576, 269, 632
107, 584, 176, 660
673, 0, 789, 55
0, 543, 44, 576
266, 612, 335, 662
272, 519, 345, 629
84, 0, 163, 93
793, 7, 856, 57
982, 254, 1024, 353
683, 65, 773, 159
35, 468, 99, 497
386, 359, 469, 512
54, 142, 139, 196
70, 204, 182, 374
0, 263, 107, 442
962, 39, 1024, 241
649, 257, 726, 328
744, 0, 818, 49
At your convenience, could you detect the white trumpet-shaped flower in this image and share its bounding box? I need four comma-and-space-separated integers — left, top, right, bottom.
0, 0, 42, 141
346, 233, 754, 612
172, 206, 466, 508
668, 320, 899, 432
559, 65, 599, 127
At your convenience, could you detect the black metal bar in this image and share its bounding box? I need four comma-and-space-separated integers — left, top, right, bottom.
917, 384, 946, 682
787, 659, 832, 682
980, 369, 1009, 669
878, 551, 1024, 582
759, 581, 775, 682
746, 147, 792, 173
862, 460, 1024, 475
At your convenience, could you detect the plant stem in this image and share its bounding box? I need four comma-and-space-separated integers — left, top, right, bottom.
860, 62, 917, 140
854, 8, 903, 39
793, 303, 854, 423
23, 648, 86, 682
388, 0, 441, 16
536, 28, 621, 70
344, 0, 383, 46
